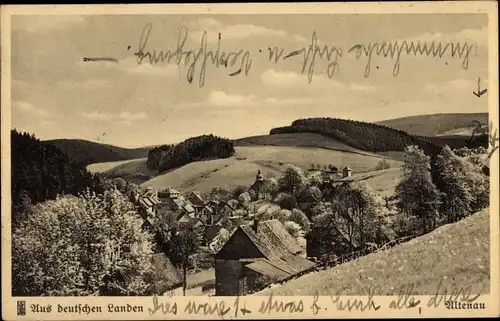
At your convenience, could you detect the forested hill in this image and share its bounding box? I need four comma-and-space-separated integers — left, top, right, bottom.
375, 113, 489, 136
46, 139, 152, 166
270, 118, 442, 156
270, 118, 487, 157
147, 134, 235, 173
11, 130, 102, 226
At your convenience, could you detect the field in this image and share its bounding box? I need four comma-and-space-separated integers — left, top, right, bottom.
255, 208, 490, 296
376, 113, 488, 137
87, 158, 144, 173
235, 133, 372, 155
86, 157, 155, 184
340, 167, 403, 198
139, 146, 403, 195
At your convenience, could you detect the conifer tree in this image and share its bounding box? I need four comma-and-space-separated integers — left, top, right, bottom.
394, 146, 441, 234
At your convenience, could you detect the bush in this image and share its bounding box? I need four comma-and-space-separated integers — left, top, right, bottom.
238, 192, 252, 209
288, 209, 311, 233
232, 185, 249, 199
284, 221, 301, 238
12, 189, 155, 296
374, 159, 391, 171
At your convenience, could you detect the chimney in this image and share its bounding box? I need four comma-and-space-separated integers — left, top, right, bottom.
253, 218, 259, 233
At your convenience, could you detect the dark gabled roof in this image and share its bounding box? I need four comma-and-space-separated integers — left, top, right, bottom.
182, 204, 195, 214
188, 191, 205, 204
141, 217, 155, 228
245, 258, 290, 281
238, 220, 315, 276
139, 195, 161, 210
146, 253, 183, 295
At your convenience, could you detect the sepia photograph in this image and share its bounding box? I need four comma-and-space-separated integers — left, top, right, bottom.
1, 3, 498, 320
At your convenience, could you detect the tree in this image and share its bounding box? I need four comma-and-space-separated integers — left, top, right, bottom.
374, 159, 391, 171
287, 209, 311, 233
209, 228, 231, 253
394, 146, 441, 234
284, 221, 301, 238
278, 165, 306, 196
248, 189, 258, 201
232, 185, 249, 199
165, 226, 200, 296
309, 212, 351, 262
12, 188, 155, 296
113, 178, 127, 192
435, 146, 489, 217
330, 182, 380, 250
227, 199, 240, 210
273, 192, 298, 210
238, 192, 252, 209
274, 209, 292, 223
263, 177, 279, 199
124, 182, 140, 202
435, 146, 473, 223
210, 187, 231, 202
462, 155, 490, 212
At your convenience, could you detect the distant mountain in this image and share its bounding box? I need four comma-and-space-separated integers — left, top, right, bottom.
269, 117, 487, 158
375, 113, 488, 137
46, 139, 153, 166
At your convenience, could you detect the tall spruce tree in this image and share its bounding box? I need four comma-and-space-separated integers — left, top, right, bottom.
435, 146, 473, 223
394, 146, 441, 234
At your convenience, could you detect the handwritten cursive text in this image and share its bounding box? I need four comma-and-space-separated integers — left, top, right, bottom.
134, 23, 252, 88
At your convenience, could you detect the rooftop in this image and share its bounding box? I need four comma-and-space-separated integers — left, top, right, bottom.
237, 219, 316, 280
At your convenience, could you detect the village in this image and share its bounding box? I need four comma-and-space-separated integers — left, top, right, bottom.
126, 164, 375, 297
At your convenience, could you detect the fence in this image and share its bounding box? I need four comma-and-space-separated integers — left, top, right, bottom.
317, 232, 418, 270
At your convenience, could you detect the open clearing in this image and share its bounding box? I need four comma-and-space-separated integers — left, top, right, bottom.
139, 146, 403, 195
235, 133, 373, 156
254, 208, 489, 296
86, 158, 144, 173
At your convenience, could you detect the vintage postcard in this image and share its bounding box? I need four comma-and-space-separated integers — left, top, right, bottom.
1, 2, 499, 320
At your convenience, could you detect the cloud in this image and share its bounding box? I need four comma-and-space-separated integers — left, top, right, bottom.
13, 101, 50, 117
119, 57, 180, 76
187, 18, 307, 44
198, 89, 335, 110
76, 56, 179, 78
260, 69, 377, 92
406, 26, 487, 47
424, 78, 478, 94
13, 15, 86, 32
119, 111, 148, 121
208, 91, 255, 107
80, 110, 148, 125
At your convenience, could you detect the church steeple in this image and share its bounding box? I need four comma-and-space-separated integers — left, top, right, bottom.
251, 170, 265, 199
256, 169, 264, 182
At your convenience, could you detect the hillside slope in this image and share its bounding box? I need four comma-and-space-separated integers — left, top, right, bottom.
256, 208, 490, 296
376, 113, 488, 137
87, 158, 155, 185
46, 139, 152, 166
235, 133, 367, 155
140, 146, 403, 195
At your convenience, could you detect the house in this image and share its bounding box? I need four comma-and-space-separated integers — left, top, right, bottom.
321, 170, 342, 182
214, 219, 316, 296
138, 194, 162, 219
187, 191, 205, 206
158, 187, 181, 201
342, 166, 352, 178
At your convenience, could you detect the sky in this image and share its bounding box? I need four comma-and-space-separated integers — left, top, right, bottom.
11, 13, 489, 148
